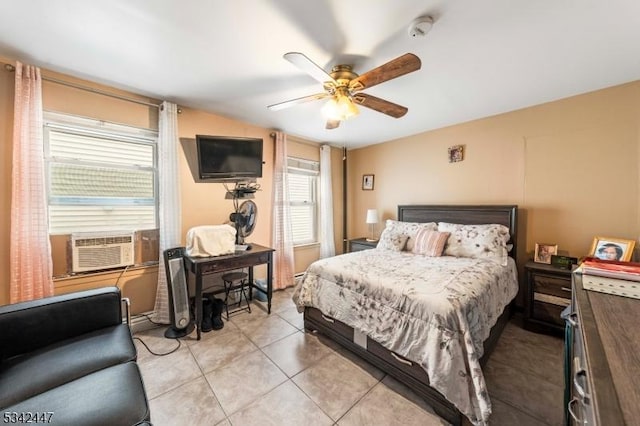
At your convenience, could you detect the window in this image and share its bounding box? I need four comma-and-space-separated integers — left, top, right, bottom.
288, 157, 319, 245
44, 112, 158, 235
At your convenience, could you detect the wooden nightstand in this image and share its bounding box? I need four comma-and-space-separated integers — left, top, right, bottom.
349, 238, 378, 252
524, 260, 575, 335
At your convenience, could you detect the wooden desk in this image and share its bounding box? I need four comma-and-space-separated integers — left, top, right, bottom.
184, 244, 274, 340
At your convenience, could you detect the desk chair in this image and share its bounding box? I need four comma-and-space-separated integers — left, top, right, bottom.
221, 270, 252, 320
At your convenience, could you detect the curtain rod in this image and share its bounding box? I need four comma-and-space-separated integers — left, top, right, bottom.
3, 62, 163, 110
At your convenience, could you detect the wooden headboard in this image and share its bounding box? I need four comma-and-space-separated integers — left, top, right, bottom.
398, 205, 518, 261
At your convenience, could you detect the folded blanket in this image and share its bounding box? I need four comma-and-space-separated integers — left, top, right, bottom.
186, 224, 236, 257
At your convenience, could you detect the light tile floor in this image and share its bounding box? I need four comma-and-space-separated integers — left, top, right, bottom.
135, 288, 564, 426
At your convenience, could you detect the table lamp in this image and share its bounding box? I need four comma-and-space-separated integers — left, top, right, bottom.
366, 209, 379, 242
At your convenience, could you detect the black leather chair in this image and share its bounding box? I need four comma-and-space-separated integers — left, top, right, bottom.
0, 287, 151, 425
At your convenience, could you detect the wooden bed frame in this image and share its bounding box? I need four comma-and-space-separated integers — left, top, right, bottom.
304, 205, 518, 426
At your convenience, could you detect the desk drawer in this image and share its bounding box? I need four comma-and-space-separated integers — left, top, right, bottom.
200, 253, 270, 274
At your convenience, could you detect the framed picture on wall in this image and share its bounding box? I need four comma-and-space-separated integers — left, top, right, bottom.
588, 237, 635, 262
448, 145, 464, 163
534, 243, 558, 264
362, 174, 374, 190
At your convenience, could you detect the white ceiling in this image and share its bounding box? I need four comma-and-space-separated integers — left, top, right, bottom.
1, 0, 639, 149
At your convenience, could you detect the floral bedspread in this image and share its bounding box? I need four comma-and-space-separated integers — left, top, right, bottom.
292, 249, 518, 425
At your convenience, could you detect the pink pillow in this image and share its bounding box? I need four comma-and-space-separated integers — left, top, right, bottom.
412, 229, 450, 257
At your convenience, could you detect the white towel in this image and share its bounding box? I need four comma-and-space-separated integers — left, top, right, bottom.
186, 224, 236, 257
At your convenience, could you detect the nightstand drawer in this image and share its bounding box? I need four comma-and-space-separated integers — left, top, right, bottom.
524, 260, 575, 335
532, 273, 572, 299
351, 242, 374, 252
349, 238, 378, 252
532, 300, 565, 326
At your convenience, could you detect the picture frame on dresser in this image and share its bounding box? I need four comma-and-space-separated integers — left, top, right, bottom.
534, 243, 557, 264
589, 236, 635, 262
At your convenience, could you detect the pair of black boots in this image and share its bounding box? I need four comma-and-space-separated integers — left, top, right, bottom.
201, 294, 224, 332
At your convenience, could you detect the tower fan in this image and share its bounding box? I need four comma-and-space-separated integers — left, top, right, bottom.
163, 247, 194, 338
229, 200, 257, 247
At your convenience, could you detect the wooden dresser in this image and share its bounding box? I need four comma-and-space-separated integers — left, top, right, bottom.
567, 272, 640, 425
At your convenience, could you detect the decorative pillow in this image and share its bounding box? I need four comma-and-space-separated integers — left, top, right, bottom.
377, 219, 438, 252
412, 229, 450, 257
377, 227, 409, 251
438, 222, 511, 266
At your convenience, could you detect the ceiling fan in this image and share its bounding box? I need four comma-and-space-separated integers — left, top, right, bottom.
267, 52, 422, 129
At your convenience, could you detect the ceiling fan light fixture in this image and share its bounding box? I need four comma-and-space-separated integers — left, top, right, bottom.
271, 52, 420, 127
321, 94, 359, 121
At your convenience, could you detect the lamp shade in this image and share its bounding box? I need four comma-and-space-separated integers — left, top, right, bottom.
365, 209, 378, 224
321, 95, 360, 121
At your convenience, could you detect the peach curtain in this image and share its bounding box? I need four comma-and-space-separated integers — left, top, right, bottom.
10, 62, 54, 303
271, 131, 295, 289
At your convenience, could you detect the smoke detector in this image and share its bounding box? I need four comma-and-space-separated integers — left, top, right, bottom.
408, 16, 434, 38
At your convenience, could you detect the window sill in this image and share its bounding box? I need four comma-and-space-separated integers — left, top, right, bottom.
294, 242, 320, 249
53, 261, 159, 282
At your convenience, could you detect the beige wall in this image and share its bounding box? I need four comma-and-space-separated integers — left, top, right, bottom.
4, 53, 636, 311
0, 57, 342, 309
348, 81, 640, 306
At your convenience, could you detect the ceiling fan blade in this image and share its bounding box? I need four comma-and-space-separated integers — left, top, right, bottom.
326, 120, 341, 130
267, 92, 330, 111
284, 52, 337, 85
352, 93, 408, 118
349, 53, 421, 92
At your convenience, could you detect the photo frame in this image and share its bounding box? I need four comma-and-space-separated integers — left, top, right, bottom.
448, 145, 464, 163
362, 174, 374, 190
589, 237, 635, 262
534, 243, 558, 264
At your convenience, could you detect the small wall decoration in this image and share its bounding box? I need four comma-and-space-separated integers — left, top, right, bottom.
448, 145, 464, 163
534, 243, 558, 264
362, 174, 374, 190
589, 237, 635, 262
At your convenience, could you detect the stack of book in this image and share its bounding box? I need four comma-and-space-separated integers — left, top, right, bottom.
579, 257, 640, 299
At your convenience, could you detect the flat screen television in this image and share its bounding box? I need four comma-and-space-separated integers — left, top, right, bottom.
196, 135, 263, 181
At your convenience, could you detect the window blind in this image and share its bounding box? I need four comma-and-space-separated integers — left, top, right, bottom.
287, 157, 319, 245
44, 113, 158, 235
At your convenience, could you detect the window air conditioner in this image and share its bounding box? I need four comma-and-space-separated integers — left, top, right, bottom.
71, 232, 135, 273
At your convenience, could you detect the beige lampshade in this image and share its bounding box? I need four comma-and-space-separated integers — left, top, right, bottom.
365, 209, 378, 224
321, 89, 360, 122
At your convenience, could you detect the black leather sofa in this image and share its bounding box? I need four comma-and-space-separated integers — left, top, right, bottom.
0, 287, 151, 425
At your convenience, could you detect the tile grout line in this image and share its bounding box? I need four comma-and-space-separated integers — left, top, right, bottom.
184, 336, 235, 422
490, 393, 557, 426
202, 302, 302, 421
332, 373, 387, 424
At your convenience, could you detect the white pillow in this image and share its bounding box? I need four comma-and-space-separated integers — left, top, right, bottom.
438, 222, 511, 266
377, 219, 438, 252
377, 227, 409, 251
